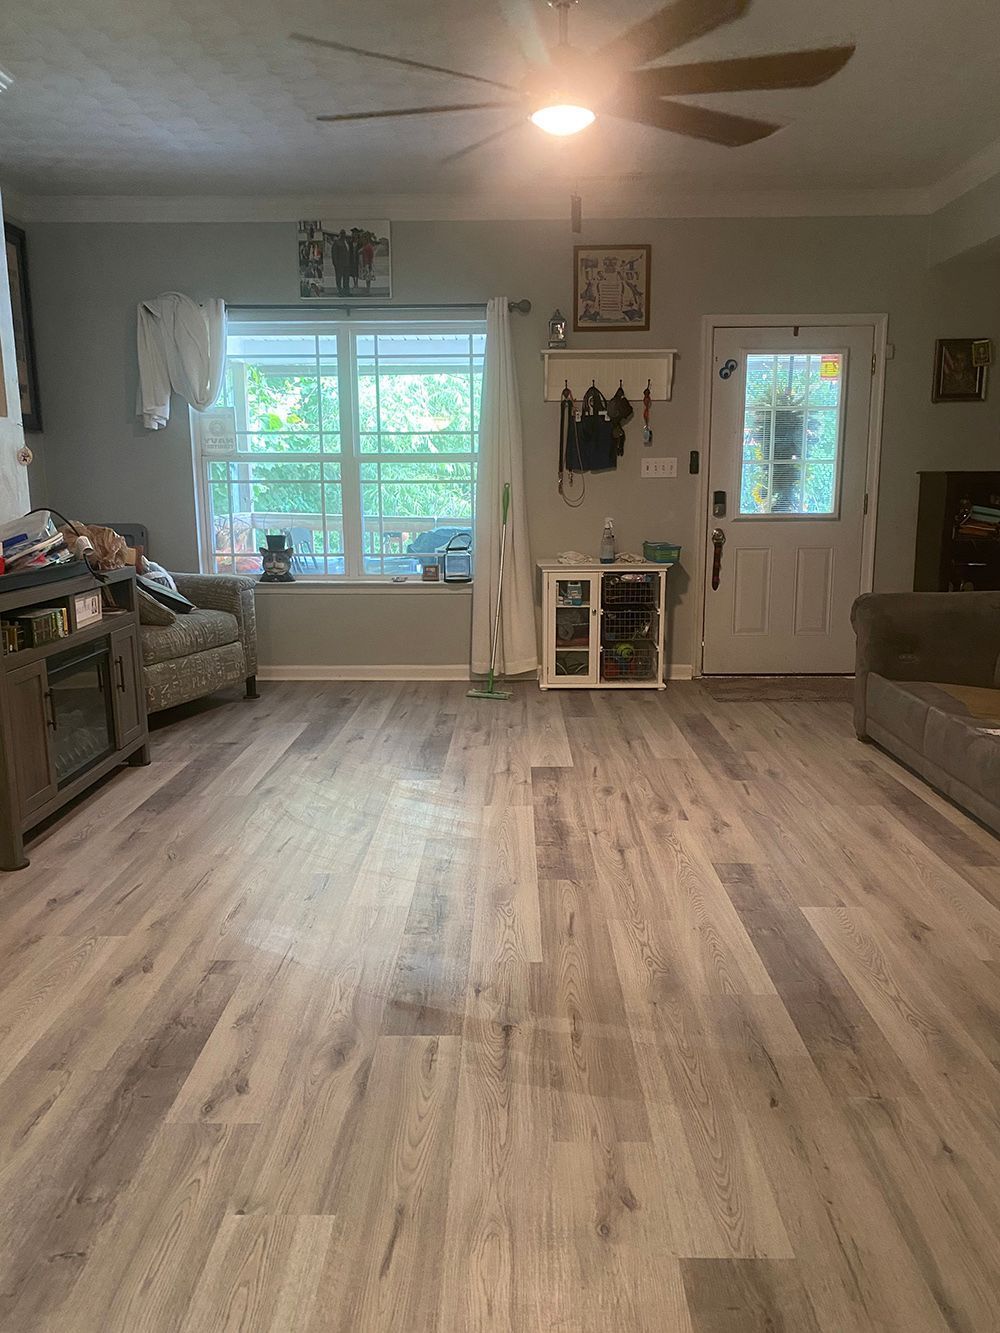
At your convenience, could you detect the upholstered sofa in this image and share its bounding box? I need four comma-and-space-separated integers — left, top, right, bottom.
852, 592, 1000, 835
141, 573, 258, 714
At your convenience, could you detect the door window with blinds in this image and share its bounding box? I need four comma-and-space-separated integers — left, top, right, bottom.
195, 323, 484, 577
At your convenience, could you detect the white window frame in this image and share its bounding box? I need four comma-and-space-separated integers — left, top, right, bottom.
192, 318, 484, 582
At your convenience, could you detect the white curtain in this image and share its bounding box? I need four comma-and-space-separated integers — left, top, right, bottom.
471, 298, 538, 677
137, 293, 227, 430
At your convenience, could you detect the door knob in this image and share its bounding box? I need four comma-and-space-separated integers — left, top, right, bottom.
711, 528, 726, 591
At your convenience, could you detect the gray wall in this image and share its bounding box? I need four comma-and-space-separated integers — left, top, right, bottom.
24, 214, 1000, 670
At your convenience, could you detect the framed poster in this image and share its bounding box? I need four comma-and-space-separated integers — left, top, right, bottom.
297, 220, 391, 299
932, 338, 988, 402
574, 244, 651, 332
4, 223, 42, 431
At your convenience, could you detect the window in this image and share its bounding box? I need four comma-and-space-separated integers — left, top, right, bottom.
195, 323, 484, 577
739, 352, 844, 516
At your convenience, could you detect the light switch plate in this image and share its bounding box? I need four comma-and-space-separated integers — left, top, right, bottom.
641, 457, 678, 478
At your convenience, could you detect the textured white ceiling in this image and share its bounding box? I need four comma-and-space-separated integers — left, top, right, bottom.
1, 0, 999, 199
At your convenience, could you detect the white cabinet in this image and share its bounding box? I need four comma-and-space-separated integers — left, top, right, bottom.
538, 561, 670, 690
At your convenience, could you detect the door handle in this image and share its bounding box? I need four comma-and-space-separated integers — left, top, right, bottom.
44, 689, 57, 730
115, 655, 126, 691
711, 528, 727, 591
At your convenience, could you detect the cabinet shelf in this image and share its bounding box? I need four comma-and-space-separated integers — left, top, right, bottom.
541, 349, 676, 402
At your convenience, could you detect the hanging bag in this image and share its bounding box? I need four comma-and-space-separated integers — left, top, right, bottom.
576, 384, 617, 472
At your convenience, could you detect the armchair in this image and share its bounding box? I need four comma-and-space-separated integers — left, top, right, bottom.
141, 572, 259, 714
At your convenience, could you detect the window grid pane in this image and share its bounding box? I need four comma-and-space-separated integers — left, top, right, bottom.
358, 330, 481, 577
200, 325, 482, 578
739, 352, 843, 516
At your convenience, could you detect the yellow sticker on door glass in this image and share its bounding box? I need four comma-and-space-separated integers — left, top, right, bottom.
820, 355, 841, 379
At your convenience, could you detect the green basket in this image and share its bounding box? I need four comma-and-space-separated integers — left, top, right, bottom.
643, 541, 681, 564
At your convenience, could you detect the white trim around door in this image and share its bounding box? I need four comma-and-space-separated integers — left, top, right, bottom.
692, 313, 888, 678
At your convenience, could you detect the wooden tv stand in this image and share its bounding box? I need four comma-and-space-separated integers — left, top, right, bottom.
0, 566, 149, 870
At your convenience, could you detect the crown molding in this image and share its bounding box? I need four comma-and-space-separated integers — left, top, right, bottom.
10, 182, 936, 224
923, 135, 1000, 213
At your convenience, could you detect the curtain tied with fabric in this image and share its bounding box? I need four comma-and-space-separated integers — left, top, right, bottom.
137, 292, 227, 430
471, 297, 538, 679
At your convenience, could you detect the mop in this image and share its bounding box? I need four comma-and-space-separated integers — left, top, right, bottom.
467, 481, 512, 701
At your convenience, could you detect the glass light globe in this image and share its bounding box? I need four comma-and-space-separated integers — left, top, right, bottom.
530, 104, 596, 137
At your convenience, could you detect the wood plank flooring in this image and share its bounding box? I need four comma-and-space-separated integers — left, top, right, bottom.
1, 680, 999, 1332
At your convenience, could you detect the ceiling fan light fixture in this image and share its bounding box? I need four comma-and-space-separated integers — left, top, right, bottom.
530, 103, 595, 136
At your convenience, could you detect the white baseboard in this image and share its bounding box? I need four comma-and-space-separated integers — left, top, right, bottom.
258, 664, 470, 682
259, 663, 694, 683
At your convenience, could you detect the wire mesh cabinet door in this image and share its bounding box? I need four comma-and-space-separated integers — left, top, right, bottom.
599, 569, 667, 689
542, 571, 600, 687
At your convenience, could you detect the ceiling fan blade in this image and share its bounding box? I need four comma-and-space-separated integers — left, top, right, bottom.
633, 46, 855, 96
317, 103, 515, 124
616, 96, 779, 145
442, 122, 525, 166
599, 0, 750, 68
290, 32, 518, 92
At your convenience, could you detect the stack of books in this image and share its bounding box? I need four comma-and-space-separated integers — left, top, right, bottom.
1, 606, 70, 652
957, 504, 1000, 540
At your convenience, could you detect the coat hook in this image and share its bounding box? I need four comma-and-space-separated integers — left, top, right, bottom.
618, 378, 624, 390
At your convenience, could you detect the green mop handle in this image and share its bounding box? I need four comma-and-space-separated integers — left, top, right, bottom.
486, 483, 511, 691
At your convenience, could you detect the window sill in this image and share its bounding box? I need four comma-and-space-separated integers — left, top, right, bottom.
251, 579, 473, 594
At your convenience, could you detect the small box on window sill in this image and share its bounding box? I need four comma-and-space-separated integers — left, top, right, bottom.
421, 563, 441, 582
74, 590, 103, 628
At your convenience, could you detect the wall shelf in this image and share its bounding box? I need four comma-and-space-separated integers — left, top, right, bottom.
541, 348, 676, 403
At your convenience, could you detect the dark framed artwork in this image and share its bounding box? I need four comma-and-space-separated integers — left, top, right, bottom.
574, 244, 651, 332
3, 223, 42, 431
932, 338, 987, 403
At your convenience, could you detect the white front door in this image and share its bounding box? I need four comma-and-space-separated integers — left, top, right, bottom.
702, 324, 875, 674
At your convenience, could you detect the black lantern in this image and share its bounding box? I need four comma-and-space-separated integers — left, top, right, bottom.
548, 309, 567, 349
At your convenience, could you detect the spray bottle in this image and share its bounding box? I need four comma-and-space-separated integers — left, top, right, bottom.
600, 517, 616, 564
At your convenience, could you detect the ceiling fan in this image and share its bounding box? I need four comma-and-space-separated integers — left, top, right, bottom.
291, 0, 855, 160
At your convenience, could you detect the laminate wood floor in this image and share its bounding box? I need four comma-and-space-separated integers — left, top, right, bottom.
1, 681, 999, 1332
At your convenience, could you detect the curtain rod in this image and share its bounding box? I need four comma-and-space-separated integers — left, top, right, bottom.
227, 299, 531, 315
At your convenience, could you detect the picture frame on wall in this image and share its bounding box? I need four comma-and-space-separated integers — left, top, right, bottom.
573, 244, 651, 332
932, 337, 988, 402
3, 223, 43, 431
297, 220, 392, 300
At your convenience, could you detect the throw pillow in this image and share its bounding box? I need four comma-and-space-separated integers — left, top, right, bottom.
136, 575, 195, 614
137, 587, 177, 626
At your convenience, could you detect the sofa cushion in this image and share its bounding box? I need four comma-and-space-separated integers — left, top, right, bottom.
140, 607, 239, 667
137, 587, 177, 626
